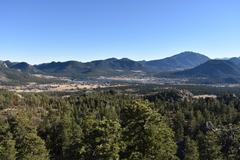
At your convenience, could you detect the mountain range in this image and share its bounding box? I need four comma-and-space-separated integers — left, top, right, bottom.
173, 60, 240, 83
1, 51, 240, 84
143, 51, 210, 72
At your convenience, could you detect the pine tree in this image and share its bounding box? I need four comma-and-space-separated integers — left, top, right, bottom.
80, 115, 124, 160
16, 131, 49, 160
0, 134, 16, 160
199, 131, 222, 160
183, 137, 199, 160
120, 100, 177, 160
64, 123, 83, 160
0, 118, 16, 160
173, 111, 185, 141
220, 125, 240, 160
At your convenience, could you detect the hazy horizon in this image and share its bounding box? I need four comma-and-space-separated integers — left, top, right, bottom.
0, 51, 237, 65
1, 0, 240, 64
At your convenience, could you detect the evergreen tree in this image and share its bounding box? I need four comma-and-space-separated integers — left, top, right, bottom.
183, 137, 199, 160
0, 118, 16, 160
16, 131, 49, 160
64, 123, 83, 160
120, 100, 177, 160
0, 133, 16, 160
199, 131, 222, 160
220, 125, 240, 160
173, 111, 185, 141
80, 115, 124, 160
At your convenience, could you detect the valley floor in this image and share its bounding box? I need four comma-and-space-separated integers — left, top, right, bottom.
0, 82, 125, 92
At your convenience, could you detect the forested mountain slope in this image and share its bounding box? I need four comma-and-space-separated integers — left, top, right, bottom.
0, 89, 240, 159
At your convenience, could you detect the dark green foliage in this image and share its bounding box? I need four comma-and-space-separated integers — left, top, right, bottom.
120, 101, 177, 160
183, 137, 199, 160
64, 124, 83, 160
0, 89, 240, 159
16, 132, 49, 160
199, 131, 222, 160
0, 137, 16, 160
0, 112, 49, 160
219, 125, 240, 160
0, 119, 16, 160
80, 116, 124, 160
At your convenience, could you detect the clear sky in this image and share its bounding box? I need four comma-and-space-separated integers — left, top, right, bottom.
0, 0, 240, 64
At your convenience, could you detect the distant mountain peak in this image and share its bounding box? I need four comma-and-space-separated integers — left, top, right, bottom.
173, 51, 207, 58
177, 51, 201, 55
143, 51, 210, 72
3, 51, 240, 84
173, 59, 240, 83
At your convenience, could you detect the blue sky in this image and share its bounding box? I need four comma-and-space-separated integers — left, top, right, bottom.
0, 0, 240, 64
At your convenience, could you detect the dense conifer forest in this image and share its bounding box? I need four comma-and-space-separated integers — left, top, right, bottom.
0, 88, 240, 160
